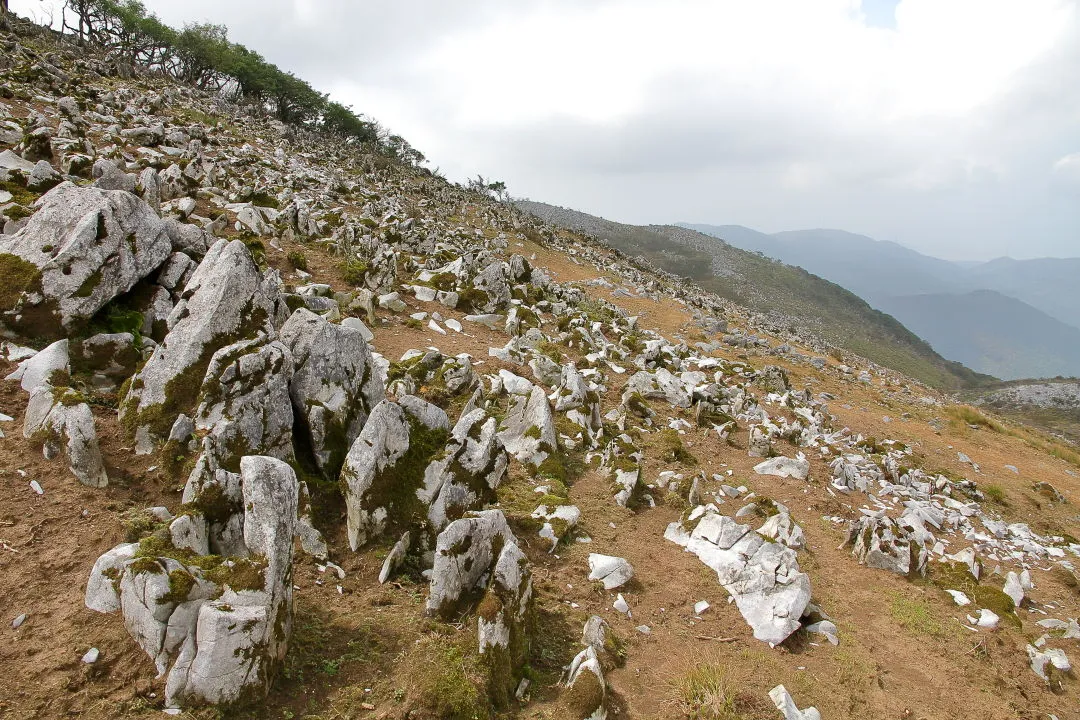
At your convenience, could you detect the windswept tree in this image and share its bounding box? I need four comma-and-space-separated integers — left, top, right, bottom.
52, 0, 428, 165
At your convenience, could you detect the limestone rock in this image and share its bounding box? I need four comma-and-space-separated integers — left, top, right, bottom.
23, 385, 108, 487
87, 457, 300, 710
477, 540, 534, 707
340, 397, 449, 550
120, 239, 280, 448
280, 308, 384, 478
498, 385, 557, 468
769, 685, 821, 720
757, 513, 806, 550
845, 515, 926, 576
425, 509, 514, 619
0, 182, 171, 338
757, 365, 790, 394
666, 506, 810, 645
191, 337, 295, 466
421, 408, 508, 533
5, 338, 68, 391
587, 554, 634, 590
562, 646, 607, 720
753, 456, 810, 481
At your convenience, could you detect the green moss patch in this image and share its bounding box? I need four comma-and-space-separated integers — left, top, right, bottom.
0, 252, 42, 311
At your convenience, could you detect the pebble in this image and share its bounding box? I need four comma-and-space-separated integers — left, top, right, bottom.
694, 600, 711, 615
29, 480, 43, 495
12, 614, 27, 629
613, 594, 631, 617
945, 590, 971, 606
82, 648, 100, 664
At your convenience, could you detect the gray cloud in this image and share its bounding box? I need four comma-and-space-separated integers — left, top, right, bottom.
10, 0, 1079, 260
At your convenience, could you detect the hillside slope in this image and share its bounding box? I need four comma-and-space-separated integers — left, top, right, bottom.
0, 14, 1079, 720
877, 290, 1080, 380
685, 224, 964, 301
967, 256, 1080, 331
520, 202, 991, 390
684, 223, 1080, 378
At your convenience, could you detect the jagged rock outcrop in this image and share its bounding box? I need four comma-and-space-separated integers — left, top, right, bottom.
420, 407, 508, 532
0, 182, 171, 337
190, 336, 295, 466
279, 308, 384, 478
666, 505, 811, 646
426, 509, 533, 707
340, 396, 449, 550
844, 514, 927, 576
85, 456, 299, 709
120, 239, 283, 451
498, 385, 557, 469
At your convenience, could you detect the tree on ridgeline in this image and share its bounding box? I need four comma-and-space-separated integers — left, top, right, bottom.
49, 0, 427, 165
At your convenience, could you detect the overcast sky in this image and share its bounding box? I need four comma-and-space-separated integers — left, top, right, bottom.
12, 0, 1080, 260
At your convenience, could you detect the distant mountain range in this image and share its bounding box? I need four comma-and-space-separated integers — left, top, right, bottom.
680, 224, 1080, 380
516, 201, 991, 390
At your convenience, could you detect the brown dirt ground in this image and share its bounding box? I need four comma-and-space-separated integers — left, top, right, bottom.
1, 180, 1078, 720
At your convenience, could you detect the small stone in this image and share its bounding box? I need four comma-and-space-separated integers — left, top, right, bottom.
613, 594, 631, 616
29, 480, 43, 495
588, 554, 634, 590
82, 647, 100, 664
694, 600, 711, 615
945, 590, 971, 606
12, 614, 27, 629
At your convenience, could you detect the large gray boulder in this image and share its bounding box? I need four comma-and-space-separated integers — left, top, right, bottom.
86, 456, 300, 709
0, 182, 171, 338
420, 408, 508, 532
279, 308, 384, 478
120, 239, 281, 450
665, 506, 811, 646
191, 337, 295, 466
340, 397, 449, 550
23, 384, 108, 487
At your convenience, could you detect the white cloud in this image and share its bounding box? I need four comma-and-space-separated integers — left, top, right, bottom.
8, 0, 1079, 259
1053, 152, 1080, 181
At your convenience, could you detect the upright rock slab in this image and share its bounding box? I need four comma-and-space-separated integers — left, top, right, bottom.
23, 384, 109, 487
420, 408, 508, 533
498, 385, 557, 469
0, 182, 171, 337
280, 308, 384, 478
192, 337, 295, 466
340, 396, 449, 550
426, 510, 534, 707
120, 239, 280, 449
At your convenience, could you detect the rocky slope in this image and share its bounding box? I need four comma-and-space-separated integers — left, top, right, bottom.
682, 223, 1080, 380
517, 201, 992, 391
0, 15, 1078, 720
